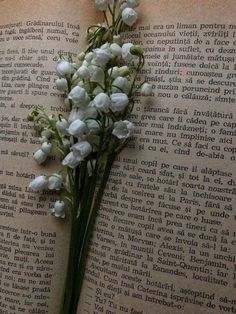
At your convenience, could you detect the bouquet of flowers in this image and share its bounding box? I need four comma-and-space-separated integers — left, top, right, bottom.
28, 0, 151, 313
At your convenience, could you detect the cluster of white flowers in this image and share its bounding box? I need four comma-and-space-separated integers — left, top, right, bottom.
28, 0, 152, 219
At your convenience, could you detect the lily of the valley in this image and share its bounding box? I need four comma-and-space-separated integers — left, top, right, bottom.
110, 93, 129, 112
68, 86, 89, 108
68, 119, 88, 137
51, 200, 66, 218
56, 60, 75, 78
33, 149, 47, 164
112, 120, 134, 139
122, 7, 138, 26
93, 93, 110, 113
29, 176, 48, 191
72, 141, 92, 160
141, 82, 152, 96
48, 174, 63, 190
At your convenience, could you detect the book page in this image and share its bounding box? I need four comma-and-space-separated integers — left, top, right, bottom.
0, 1, 100, 313
77, 1, 236, 313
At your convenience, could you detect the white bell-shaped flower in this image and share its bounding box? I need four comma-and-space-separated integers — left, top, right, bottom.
110, 93, 129, 112
48, 174, 63, 190
76, 65, 91, 80
51, 200, 65, 218
41, 142, 52, 154
68, 86, 89, 108
29, 176, 48, 192
93, 93, 110, 113
33, 149, 47, 164
68, 119, 88, 137
86, 119, 100, 135
56, 78, 68, 92
141, 82, 153, 96
93, 47, 111, 66
72, 141, 92, 160
89, 65, 105, 83
108, 66, 119, 79
112, 120, 134, 139
112, 77, 130, 94
62, 152, 81, 169
56, 60, 75, 78
122, 43, 137, 62
110, 43, 122, 57
122, 8, 138, 26
56, 119, 69, 136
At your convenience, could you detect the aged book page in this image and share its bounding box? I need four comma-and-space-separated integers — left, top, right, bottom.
0, 1, 100, 313
77, 1, 236, 313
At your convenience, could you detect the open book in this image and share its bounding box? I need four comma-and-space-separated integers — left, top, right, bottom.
1, 0, 236, 313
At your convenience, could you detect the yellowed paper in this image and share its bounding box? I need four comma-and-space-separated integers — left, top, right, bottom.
0, 1, 99, 313
78, 1, 236, 313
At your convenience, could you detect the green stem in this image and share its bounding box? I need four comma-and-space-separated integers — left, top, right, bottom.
71, 148, 117, 313
60, 168, 80, 314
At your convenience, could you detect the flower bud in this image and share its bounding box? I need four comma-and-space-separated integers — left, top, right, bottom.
126, 0, 140, 8
27, 109, 39, 121
130, 45, 144, 57
95, 0, 109, 11
33, 149, 47, 164
48, 174, 63, 190
78, 52, 85, 61
27, 112, 35, 122
51, 200, 65, 218
113, 35, 122, 45
122, 8, 138, 26
29, 176, 48, 192
141, 82, 152, 96
110, 93, 129, 112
